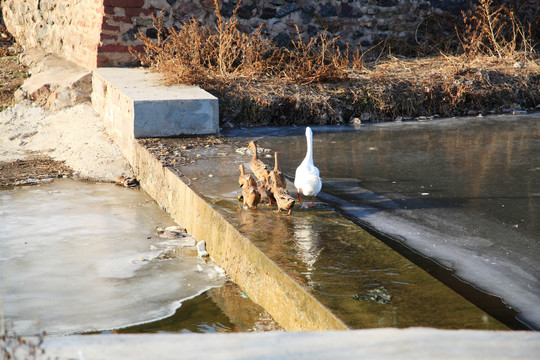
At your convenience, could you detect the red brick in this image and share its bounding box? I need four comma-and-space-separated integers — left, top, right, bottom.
100, 33, 119, 41
109, 16, 134, 24
97, 54, 112, 66
101, 21, 120, 31
124, 7, 152, 17
99, 44, 131, 53
98, 43, 144, 53
104, 6, 117, 15
103, 0, 144, 8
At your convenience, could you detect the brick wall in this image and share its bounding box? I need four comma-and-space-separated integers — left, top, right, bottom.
98, 0, 154, 67
1, 0, 473, 70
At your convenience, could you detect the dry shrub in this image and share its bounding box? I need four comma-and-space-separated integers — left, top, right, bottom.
136, 15, 212, 85
458, 0, 535, 60
209, 7, 271, 79
134, 5, 271, 86
132, 0, 357, 87
274, 26, 352, 85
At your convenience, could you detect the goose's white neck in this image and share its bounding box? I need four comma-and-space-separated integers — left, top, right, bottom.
302, 127, 314, 166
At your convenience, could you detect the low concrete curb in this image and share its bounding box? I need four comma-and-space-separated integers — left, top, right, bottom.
40, 328, 540, 360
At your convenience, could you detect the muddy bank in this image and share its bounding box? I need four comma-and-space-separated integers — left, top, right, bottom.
0, 156, 74, 188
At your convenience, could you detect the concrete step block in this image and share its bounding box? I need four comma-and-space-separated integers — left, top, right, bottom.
91, 67, 218, 141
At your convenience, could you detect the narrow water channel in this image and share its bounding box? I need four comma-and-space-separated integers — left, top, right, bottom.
231, 114, 539, 329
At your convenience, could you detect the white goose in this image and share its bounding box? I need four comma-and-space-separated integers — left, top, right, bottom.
294, 127, 322, 207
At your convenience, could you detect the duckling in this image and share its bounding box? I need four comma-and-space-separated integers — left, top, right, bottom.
268, 171, 295, 216
241, 174, 261, 209
247, 141, 270, 188
273, 152, 287, 189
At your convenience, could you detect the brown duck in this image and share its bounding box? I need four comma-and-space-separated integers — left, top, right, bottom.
247, 141, 270, 188
267, 171, 295, 216
241, 174, 261, 209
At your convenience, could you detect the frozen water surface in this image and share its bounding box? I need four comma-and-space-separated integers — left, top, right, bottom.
0, 179, 225, 336
227, 114, 540, 329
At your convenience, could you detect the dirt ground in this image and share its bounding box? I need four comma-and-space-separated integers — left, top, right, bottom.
0, 56, 25, 110
0, 55, 60, 188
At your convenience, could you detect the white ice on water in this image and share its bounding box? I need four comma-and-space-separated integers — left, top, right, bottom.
0, 180, 225, 336
318, 186, 540, 329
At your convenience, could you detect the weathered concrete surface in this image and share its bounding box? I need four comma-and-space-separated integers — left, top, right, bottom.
40, 328, 540, 360
92, 67, 218, 140
15, 48, 92, 110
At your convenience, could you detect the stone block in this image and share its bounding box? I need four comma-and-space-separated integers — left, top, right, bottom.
91, 67, 219, 144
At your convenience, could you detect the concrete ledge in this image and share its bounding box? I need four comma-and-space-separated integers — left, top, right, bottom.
91, 67, 218, 142
40, 328, 540, 359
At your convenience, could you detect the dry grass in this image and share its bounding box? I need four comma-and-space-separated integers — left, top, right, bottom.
134, 0, 354, 88
356, 55, 539, 120
131, 0, 539, 127
458, 0, 535, 60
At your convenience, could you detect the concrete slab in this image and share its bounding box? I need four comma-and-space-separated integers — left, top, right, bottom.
91, 67, 218, 140
39, 329, 540, 360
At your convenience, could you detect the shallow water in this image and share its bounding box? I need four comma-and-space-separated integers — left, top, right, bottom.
227, 113, 539, 329
0, 179, 226, 336
216, 198, 507, 330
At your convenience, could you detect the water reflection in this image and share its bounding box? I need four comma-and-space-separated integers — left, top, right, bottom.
293, 217, 322, 279
212, 197, 508, 330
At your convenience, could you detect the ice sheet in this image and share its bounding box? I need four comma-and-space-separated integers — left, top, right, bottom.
0, 180, 225, 336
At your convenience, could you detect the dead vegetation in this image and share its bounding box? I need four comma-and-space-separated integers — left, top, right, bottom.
132, 0, 539, 127
0, 24, 27, 111
135, 0, 356, 88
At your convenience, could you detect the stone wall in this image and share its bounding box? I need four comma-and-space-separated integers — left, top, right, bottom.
133, 0, 469, 54
2, 0, 471, 70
